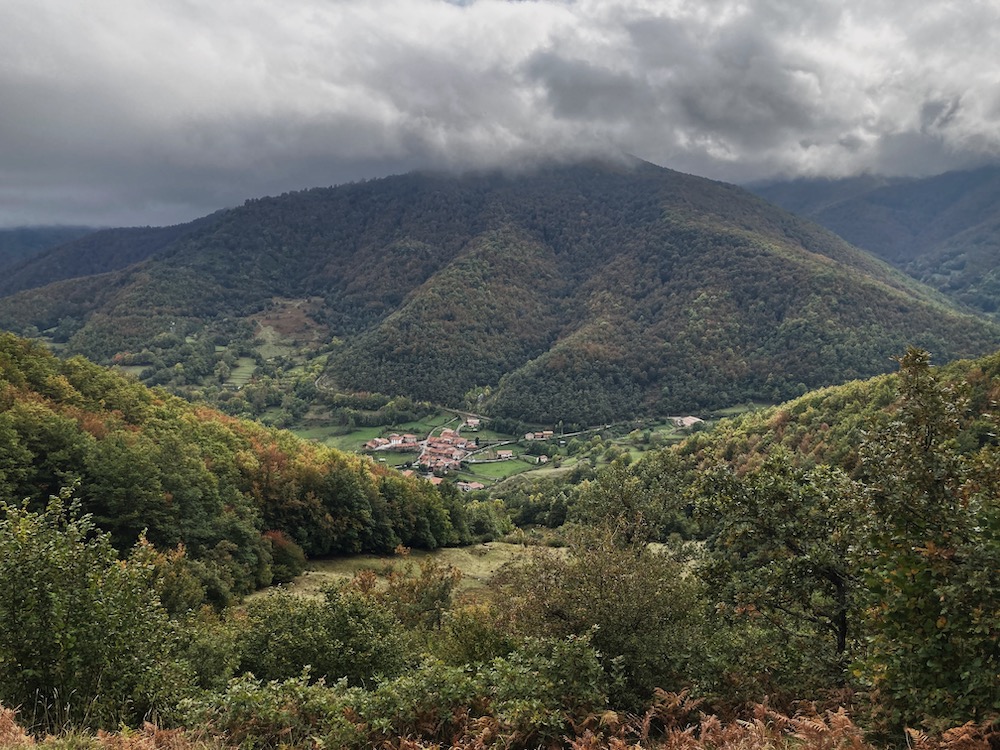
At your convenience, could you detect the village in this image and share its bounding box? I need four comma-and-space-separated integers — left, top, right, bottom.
362, 414, 705, 489
363, 417, 528, 487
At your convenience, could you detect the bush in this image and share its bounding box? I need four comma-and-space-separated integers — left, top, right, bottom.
176, 672, 362, 749
0, 495, 185, 731
495, 527, 709, 709
262, 530, 306, 583
231, 587, 409, 686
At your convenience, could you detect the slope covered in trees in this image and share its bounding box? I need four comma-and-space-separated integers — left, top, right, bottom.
677, 348, 1000, 475
750, 166, 1000, 316
0, 225, 95, 273
0, 214, 222, 297
0, 334, 504, 606
1, 159, 998, 423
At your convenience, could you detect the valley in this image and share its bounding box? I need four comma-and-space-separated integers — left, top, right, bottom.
0, 161, 998, 748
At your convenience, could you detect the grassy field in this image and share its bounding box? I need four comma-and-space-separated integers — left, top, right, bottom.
711, 401, 772, 417
292, 424, 383, 451
372, 451, 418, 468
273, 542, 542, 600
114, 365, 147, 378
293, 412, 461, 452
460, 459, 536, 481
225, 357, 257, 387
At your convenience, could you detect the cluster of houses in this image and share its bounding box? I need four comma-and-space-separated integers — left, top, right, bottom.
363, 433, 420, 451
418, 428, 477, 472
360, 413, 706, 493
524, 430, 555, 441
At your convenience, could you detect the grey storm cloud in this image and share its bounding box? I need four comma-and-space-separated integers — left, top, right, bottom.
2, 0, 1000, 226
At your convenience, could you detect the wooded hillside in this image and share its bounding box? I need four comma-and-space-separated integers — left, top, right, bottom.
750, 166, 1000, 316
2, 160, 997, 423
0, 333, 505, 606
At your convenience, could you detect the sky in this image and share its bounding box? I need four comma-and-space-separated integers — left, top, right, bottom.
3, 0, 1000, 227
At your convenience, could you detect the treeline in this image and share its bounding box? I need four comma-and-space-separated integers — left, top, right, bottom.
0, 334, 508, 606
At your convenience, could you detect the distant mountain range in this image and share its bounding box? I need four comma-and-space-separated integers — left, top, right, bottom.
1, 159, 997, 424
749, 165, 1000, 315
0, 225, 95, 274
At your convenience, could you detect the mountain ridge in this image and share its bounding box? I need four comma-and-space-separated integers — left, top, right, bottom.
749, 165, 1000, 315
1, 159, 997, 423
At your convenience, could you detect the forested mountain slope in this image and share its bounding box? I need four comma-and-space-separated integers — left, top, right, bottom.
0, 214, 223, 297
0, 225, 95, 273
675, 348, 1000, 475
1, 159, 997, 423
750, 166, 1000, 315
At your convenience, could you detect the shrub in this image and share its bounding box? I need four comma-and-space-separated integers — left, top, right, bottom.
231, 587, 409, 686
0, 495, 184, 731
176, 672, 361, 749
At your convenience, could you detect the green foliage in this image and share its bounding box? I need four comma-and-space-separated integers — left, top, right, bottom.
479, 634, 609, 744
173, 608, 241, 694
0, 334, 463, 608
573, 451, 697, 542
349, 658, 483, 743
496, 527, 709, 709
178, 635, 607, 750
373, 552, 463, 630
262, 530, 306, 583
855, 348, 1000, 732
696, 456, 861, 692
175, 672, 361, 749
231, 587, 408, 686
0, 495, 183, 731
435, 603, 517, 665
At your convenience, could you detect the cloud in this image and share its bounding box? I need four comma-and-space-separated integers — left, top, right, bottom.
2, 0, 1000, 225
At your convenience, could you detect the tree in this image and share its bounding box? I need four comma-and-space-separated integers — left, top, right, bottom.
696, 455, 861, 690
232, 586, 408, 687
856, 348, 1000, 732
0, 494, 182, 731
572, 451, 695, 542
495, 526, 708, 709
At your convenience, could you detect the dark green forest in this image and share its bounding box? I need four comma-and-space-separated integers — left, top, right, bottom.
751, 165, 1000, 316
2, 161, 997, 425
0, 226, 95, 273
0, 334, 997, 748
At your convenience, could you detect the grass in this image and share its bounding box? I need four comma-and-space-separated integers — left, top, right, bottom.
372, 451, 418, 468
461, 460, 535, 481
114, 365, 147, 378
274, 542, 535, 599
225, 357, 256, 387
712, 401, 772, 417
253, 324, 299, 361
469, 428, 515, 442
292, 425, 383, 451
